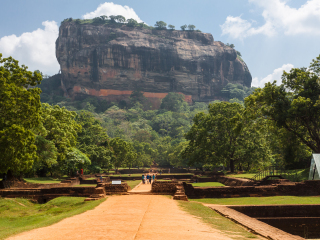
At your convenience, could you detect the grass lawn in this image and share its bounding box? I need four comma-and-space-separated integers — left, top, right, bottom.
191, 196, 320, 205
24, 177, 64, 184
0, 197, 105, 240
179, 201, 258, 239
109, 174, 143, 177
192, 182, 225, 187
126, 180, 141, 189
227, 173, 256, 179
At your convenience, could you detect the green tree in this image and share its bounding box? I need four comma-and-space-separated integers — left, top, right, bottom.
33, 135, 58, 176
65, 148, 91, 176
115, 15, 126, 23
109, 15, 116, 23
184, 102, 271, 172
127, 18, 138, 27
38, 103, 81, 173
109, 138, 136, 172
76, 111, 112, 172
245, 54, 320, 153
160, 92, 187, 112
180, 24, 187, 31
226, 43, 235, 48
187, 24, 196, 31
154, 21, 167, 29
100, 15, 108, 21
168, 24, 175, 30
0, 54, 42, 178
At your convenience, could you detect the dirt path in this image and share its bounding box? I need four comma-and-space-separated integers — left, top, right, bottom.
7, 195, 233, 240
130, 181, 152, 192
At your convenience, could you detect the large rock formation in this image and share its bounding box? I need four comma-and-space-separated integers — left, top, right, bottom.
55, 21, 252, 106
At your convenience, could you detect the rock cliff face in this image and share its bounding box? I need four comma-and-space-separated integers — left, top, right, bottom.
55, 21, 252, 106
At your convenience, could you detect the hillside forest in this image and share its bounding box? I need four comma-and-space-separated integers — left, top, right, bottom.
1, 53, 320, 178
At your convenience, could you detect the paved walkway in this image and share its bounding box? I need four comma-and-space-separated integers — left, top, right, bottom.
7, 195, 232, 240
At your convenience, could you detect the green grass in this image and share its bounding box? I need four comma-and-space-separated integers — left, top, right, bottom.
285, 168, 309, 182
109, 174, 142, 177
126, 180, 141, 189
24, 177, 64, 184
227, 173, 256, 179
179, 201, 258, 239
191, 196, 320, 205
192, 182, 225, 187
0, 197, 105, 240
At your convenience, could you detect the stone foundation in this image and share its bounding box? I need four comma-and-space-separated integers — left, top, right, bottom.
229, 205, 320, 239
183, 180, 320, 198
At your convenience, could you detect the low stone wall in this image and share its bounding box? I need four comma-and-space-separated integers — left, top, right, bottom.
229, 205, 320, 239
80, 179, 98, 184
0, 178, 80, 189
109, 176, 141, 180
183, 180, 320, 198
151, 181, 179, 195
230, 205, 320, 218
214, 176, 253, 186
118, 169, 149, 174
0, 186, 96, 203
101, 183, 129, 194
155, 174, 193, 180
0, 182, 130, 202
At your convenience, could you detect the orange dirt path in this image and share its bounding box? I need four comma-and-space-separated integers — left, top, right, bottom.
7, 195, 233, 240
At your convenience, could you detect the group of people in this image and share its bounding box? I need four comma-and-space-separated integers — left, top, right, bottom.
142, 174, 155, 184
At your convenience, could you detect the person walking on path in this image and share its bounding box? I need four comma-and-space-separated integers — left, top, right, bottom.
142, 174, 145, 184
100, 175, 103, 182
146, 174, 150, 184
144, 174, 147, 184
152, 174, 155, 183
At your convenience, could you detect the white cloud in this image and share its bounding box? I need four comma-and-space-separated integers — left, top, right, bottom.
0, 21, 59, 75
252, 63, 294, 87
221, 0, 320, 39
221, 16, 275, 39
82, 2, 143, 22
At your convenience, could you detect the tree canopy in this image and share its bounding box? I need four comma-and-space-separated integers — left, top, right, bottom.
155, 21, 167, 29
0, 54, 42, 176
245, 54, 320, 153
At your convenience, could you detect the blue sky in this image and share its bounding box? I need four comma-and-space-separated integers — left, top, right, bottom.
0, 0, 319, 87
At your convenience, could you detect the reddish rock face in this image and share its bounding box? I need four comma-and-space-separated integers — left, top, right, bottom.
56, 22, 252, 102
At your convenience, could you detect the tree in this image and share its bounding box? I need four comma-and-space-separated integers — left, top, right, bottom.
168, 24, 175, 30
38, 103, 81, 173
180, 24, 187, 31
65, 148, 91, 176
109, 15, 116, 23
183, 102, 271, 172
226, 43, 235, 48
0, 54, 42, 178
115, 15, 126, 23
187, 24, 196, 31
76, 111, 112, 172
127, 18, 138, 27
160, 92, 187, 112
154, 21, 167, 29
100, 15, 108, 21
109, 138, 136, 172
245, 54, 320, 153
